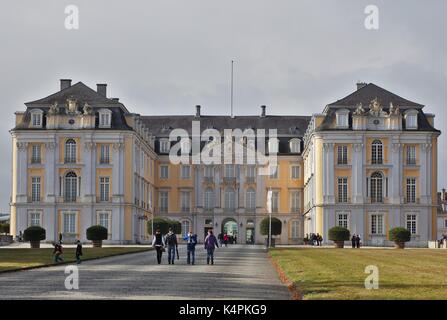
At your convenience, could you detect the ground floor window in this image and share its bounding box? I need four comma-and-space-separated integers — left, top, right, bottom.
371, 214, 384, 235
291, 220, 300, 239
336, 212, 349, 229
63, 212, 76, 234
29, 211, 41, 226
406, 214, 417, 235
181, 220, 190, 236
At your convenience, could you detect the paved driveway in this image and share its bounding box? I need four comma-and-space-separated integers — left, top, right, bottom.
0, 245, 290, 300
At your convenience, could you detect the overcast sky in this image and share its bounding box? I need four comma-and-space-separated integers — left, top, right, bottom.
0, 0, 446, 212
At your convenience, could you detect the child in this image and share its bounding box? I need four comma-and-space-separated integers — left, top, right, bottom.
75, 240, 83, 264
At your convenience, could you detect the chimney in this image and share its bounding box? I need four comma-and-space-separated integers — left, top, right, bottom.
60, 79, 72, 90
356, 82, 367, 90
97, 84, 107, 97
260, 105, 266, 117
195, 105, 201, 117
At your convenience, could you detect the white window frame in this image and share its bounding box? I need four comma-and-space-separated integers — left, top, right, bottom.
98, 109, 112, 128
159, 191, 169, 213
180, 191, 191, 212
100, 144, 110, 164
269, 165, 279, 179
225, 164, 235, 178
181, 165, 191, 179
289, 138, 301, 153
406, 213, 417, 235
97, 211, 112, 239
65, 139, 77, 163
99, 176, 110, 202
181, 220, 191, 236
159, 139, 170, 153
291, 220, 300, 239
268, 138, 279, 154
30, 109, 43, 128
246, 188, 256, 210
336, 211, 349, 229
28, 210, 42, 227
31, 144, 41, 164
337, 177, 348, 203
336, 109, 349, 128
246, 165, 256, 178
204, 188, 214, 210
291, 165, 300, 179
290, 191, 300, 212
337, 145, 348, 165
224, 187, 236, 210
62, 211, 77, 234
405, 110, 418, 130
272, 191, 279, 213
370, 213, 384, 235
204, 166, 214, 178
371, 140, 383, 165
160, 165, 169, 179
406, 145, 416, 165
31, 176, 41, 202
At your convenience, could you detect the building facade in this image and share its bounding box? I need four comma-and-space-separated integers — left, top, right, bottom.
10, 80, 440, 246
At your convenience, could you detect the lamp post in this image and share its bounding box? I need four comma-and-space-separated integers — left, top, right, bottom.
267, 187, 273, 248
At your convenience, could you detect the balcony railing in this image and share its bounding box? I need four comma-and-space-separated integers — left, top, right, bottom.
64, 158, 76, 164
31, 158, 41, 164
404, 198, 420, 204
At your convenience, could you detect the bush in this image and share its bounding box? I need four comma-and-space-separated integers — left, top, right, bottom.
389, 227, 411, 243
328, 226, 350, 241
23, 226, 46, 242
0, 223, 10, 234
86, 225, 108, 241
260, 217, 282, 236
147, 217, 181, 235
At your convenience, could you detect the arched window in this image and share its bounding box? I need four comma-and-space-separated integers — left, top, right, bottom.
181, 220, 190, 236
65, 139, 77, 163
224, 187, 235, 210
370, 172, 383, 203
204, 188, 214, 210
64, 172, 77, 202
268, 138, 279, 153
246, 188, 256, 211
289, 138, 300, 153
371, 140, 383, 164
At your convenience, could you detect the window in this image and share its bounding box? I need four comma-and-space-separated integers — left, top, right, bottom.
406, 146, 416, 165
204, 166, 213, 178
269, 165, 278, 179
336, 109, 349, 128
225, 164, 235, 178
268, 138, 279, 153
64, 139, 77, 163
405, 111, 418, 129
160, 165, 169, 179
31, 110, 43, 128
337, 177, 348, 203
159, 191, 168, 213
159, 139, 170, 153
97, 211, 111, 236
272, 191, 279, 213
406, 178, 416, 203
29, 211, 41, 226
289, 139, 300, 153
64, 172, 77, 202
181, 220, 190, 236
336, 212, 349, 229
99, 177, 110, 202
291, 221, 300, 239
290, 191, 300, 212
406, 214, 417, 235
63, 212, 76, 234
204, 188, 214, 210
181, 138, 191, 155
247, 165, 256, 178
337, 145, 348, 165
291, 165, 300, 179
371, 214, 384, 235
98, 109, 112, 128
180, 191, 191, 212
31, 177, 41, 202
224, 188, 235, 210
246, 188, 256, 211
100, 145, 110, 164
31, 145, 41, 164
181, 165, 191, 179
370, 172, 383, 203
371, 140, 383, 164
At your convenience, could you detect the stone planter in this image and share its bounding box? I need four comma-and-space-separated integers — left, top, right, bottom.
30, 241, 41, 249
92, 240, 103, 248
334, 241, 345, 248
394, 242, 405, 249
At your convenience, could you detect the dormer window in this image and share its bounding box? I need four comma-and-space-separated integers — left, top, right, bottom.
405, 110, 418, 130
289, 138, 301, 153
268, 138, 279, 153
30, 109, 43, 128
98, 109, 112, 128
160, 139, 170, 153
336, 109, 349, 128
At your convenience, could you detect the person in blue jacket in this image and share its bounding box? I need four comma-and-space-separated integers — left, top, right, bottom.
183, 230, 198, 265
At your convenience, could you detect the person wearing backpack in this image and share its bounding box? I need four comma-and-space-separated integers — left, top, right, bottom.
204, 230, 219, 265
165, 227, 178, 265
183, 230, 198, 265
152, 229, 165, 264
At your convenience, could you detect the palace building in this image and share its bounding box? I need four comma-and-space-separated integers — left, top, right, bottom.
9, 80, 440, 246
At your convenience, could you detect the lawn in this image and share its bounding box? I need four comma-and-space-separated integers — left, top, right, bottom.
0, 247, 151, 272
269, 248, 447, 300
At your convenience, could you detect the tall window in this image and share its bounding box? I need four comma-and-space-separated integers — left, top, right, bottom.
406, 178, 416, 203
337, 145, 348, 165
204, 188, 214, 210
406, 214, 417, 235
291, 221, 300, 239
63, 212, 76, 234
225, 164, 235, 178
64, 172, 77, 202
290, 191, 300, 212
181, 165, 191, 179
181, 220, 190, 236
99, 111, 111, 127
337, 177, 348, 203
100, 145, 110, 164
289, 139, 300, 153
31, 145, 41, 164
30, 211, 41, 226
246, 165, 256, 178
159, 139, 170, 153
406, 146, 416, 165
159, 191, 168, 213
180, 191, 191, 212
160, 165, 169, 179
224, 187, 235, 210
65, 139, 77, 163
204, 166, 213, 178
31, 177, 41, 202
336, 212, 349, 229
336, 110, 349, 128
97, 211, 111, 237
100, 177, 110, 202
291, 165, 300, 179
370, 172, 383, 203
272, 191, 279, 213
269, 165, 279, 179
371, 214, 384, 235
31, 110, 43, 127
268, 138, 279, 153
405, 113, 418, 129
371, 140, 383, 164
246, 188, 256, 211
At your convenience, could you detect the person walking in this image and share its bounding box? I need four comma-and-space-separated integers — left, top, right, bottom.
351, 234, 356, 248
204, 230, 219, 265
218, 233, 223, 246
223, 233, 229, 247
75, 240, 83, 264
165, 227, 178, 265
316, 233, 321, 246
152, 229, 165, 264
183, 230, 198, 265
355, 234, 361, 248
53, 242, 64, 263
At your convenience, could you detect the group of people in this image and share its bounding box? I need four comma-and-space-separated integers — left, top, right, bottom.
152, 228, 219, 265
217, 233, 237, 246
351, 234, 362, 248
438, 234, 447, 248
306, 233, 323, 246
52, 239, 83, 264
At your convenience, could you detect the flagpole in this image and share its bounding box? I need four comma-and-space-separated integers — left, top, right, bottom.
269, 186, 272, 248
230, 60, 234, 118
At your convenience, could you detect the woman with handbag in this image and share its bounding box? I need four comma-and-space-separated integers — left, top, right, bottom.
152, 229, 166, 264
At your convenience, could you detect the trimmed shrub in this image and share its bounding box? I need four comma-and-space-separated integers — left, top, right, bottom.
86, 225, 108, 241
389, 227, 411, 243
260, 217, 282, 236
0, 223, 10, 234
23, 226, 46, 242
147, 217, 181, 235
328, 226, 350, 241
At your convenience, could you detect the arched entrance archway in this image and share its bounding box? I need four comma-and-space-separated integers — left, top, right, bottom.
222, 218, 238, 244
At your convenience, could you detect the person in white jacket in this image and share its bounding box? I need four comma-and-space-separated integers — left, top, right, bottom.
152, 229, 165, 264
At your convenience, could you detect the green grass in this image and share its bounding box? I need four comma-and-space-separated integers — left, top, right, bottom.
0, 247, 150, 272
270, 248, 447, 300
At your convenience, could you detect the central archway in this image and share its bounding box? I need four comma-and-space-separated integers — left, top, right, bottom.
221, 218, 238, 243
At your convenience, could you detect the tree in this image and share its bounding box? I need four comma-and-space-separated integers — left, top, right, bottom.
328, 226, 350, 248
86, 225, 108, 247
23, 226, 46, 248
260, 217, 282, 236
389, 227, 411, 249
147, 217, 181, 235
